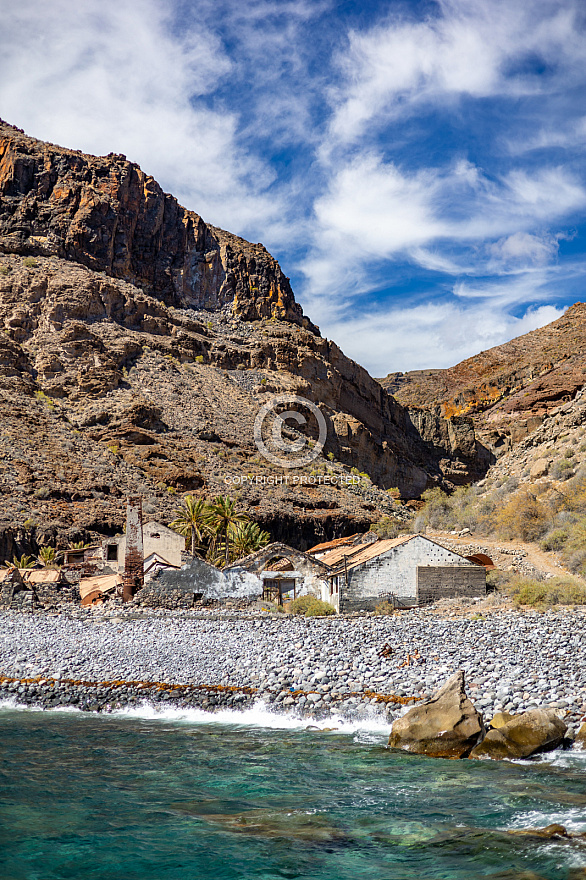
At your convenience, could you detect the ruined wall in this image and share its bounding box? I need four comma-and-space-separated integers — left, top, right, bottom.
138, 556, 263, 608
340, 537, 476, 611
416, 565, 486, 604
107, 523, 185, 571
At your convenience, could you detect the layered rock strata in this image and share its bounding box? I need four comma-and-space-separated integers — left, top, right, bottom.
0, 121, 485, 554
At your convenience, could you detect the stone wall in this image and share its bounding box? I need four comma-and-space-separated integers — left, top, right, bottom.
340, 536, 476, 611
416, 565, 486, 604
137, 556, 264, 608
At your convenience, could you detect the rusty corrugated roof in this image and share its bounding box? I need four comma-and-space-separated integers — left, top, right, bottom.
307, 533, 364, 554
79, 574, 121, 601
325, 534, 416, 572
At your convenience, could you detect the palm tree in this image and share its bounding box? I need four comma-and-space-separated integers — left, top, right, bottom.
37, 546, 62, 568
170, 496, 212, 557
228, 521, 270, 562
68, 540, 92, 550
2, 554, 36, 569
205, 496, 249, 566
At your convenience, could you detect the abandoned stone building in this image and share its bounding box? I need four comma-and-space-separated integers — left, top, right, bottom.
309, 534, 486, 612
103, 521, 185, 573
226, 542, 332, 606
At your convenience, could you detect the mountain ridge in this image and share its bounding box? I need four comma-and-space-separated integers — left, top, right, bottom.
0, 121, 482, 560
380, 303, 586, 457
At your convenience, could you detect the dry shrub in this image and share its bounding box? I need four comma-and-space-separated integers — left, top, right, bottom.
289, 595, 336, 616
370, 516, 409, 539
505, 574, 586, 607
417, 485, 498, 534
560, 520, 586, 576
540, 527, 569, 552
494, 487, 550, 542
374, 599, 396, 615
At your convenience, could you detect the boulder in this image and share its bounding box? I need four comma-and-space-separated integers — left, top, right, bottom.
573, 721, 586, 749
469, 708, 567, 760
530, 458, 549, 480
388, 670, 483, 758
490, 711, 514, 729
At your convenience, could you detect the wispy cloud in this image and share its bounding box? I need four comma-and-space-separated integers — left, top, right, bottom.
327, 301, 567, 376
0, 0, 298, 236
0, 0, 584, 375
325, 0, 586, 148
301, 157, 586, 302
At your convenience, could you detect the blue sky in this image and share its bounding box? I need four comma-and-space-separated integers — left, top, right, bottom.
1, 0, 585, 374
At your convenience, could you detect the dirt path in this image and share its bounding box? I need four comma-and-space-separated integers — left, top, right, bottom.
427, 530, 570, 579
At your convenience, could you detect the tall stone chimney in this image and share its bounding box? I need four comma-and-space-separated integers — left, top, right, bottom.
123, 495, 144, 602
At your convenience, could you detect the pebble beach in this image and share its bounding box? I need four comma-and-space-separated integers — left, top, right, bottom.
2, 604, 586, 734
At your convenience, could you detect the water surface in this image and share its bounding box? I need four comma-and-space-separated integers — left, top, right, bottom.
1, 703, 585, 880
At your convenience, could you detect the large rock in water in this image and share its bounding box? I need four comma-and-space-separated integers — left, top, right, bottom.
388, 671, 483, 758
469, 709, 567, 760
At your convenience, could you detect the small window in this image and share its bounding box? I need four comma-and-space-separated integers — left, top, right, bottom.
151, 533, 160, 539
107, 544, 118, 562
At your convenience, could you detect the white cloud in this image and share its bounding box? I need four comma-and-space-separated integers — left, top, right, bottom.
301, 155, 586, 300
507, 117, 586, 154
488, 232, 559, 269
0, 0, 289, 237
0, 0, 584, 380
325, 300, 567, 376
326, 0, 586, 147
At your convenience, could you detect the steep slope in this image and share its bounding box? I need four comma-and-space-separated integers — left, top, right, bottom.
0, 121, 482, 558
381, 304, 586, 457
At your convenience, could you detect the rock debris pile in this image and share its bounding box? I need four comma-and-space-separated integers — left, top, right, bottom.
1, 607, 586, 738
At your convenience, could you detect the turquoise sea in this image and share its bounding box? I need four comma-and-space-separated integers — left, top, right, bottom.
1, 703, 586, 880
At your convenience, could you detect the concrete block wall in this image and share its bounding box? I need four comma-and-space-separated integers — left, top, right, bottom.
416, 566, 486, 604
340, 536, 478, 611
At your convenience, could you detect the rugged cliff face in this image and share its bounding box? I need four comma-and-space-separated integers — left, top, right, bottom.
381, 304, 586, 457
0, 120, 312, 330
0, 121, 484, 557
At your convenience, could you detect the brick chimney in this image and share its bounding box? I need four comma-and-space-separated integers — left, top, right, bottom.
123, 495, 144, 601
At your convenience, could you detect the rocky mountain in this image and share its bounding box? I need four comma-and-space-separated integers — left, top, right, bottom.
0, 121, 483, 559
380, 304, 586, 460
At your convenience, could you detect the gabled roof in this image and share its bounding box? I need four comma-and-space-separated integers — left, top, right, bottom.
323, 535, 414, 570
327, 533, 471, 574
144, 552, 180, 572
226, 541, 331, 573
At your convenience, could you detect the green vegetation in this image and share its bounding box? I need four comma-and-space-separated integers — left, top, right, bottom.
0, 264, 12, 275
416, 466, 586, 580
370, 516, 409, 540
170, 494, 269, 566
37, 546, 61, 567
68, 540, 92, 550
289, 595, 336, 617
195, 355, 204, 364
34, 389, 55, 411
2, 554, 35, 569
498, 573, 586, 608
22, 257, 38, 268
